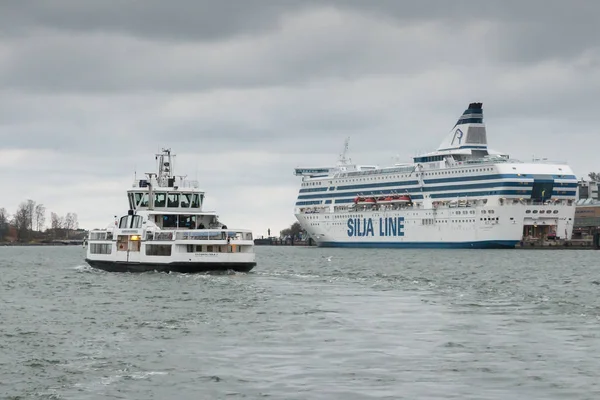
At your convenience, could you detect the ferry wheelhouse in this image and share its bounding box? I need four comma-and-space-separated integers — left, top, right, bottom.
293, 102, 578, 248
85, 149, 256, 272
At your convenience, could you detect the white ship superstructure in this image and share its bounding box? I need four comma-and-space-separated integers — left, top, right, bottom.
293, 103, 577, 248
85, 149, 256, 272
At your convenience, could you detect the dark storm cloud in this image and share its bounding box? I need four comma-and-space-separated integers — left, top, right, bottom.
2, 1, 598, 95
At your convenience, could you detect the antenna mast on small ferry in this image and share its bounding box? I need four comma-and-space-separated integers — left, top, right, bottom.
155, 148, 175, 187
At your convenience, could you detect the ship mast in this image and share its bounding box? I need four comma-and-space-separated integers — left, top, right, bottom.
337, 137, 351, 166
155, 148, 175, 187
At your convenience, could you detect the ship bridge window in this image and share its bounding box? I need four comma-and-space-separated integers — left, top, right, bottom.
135, 193, 143, 207
154, 193, 166, 207
180, 193, 191, 208
128, 193, 135, 209
168, 193, 180, 207
191, 194, 201, 208
139, 193, 149, 207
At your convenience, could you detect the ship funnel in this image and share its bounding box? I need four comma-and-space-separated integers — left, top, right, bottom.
436, 102, 487, 152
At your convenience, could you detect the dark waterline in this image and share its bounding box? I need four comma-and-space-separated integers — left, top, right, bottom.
1, 246, 599, 399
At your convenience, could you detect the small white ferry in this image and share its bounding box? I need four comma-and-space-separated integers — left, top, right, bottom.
85, 149, 256, 273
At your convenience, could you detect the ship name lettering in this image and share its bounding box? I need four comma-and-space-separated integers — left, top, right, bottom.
347, 217, 405, 237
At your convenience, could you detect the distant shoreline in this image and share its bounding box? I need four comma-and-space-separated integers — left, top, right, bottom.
0, 241, 84, 247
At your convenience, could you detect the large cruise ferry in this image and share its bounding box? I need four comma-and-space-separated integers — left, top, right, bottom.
293, 102, 577, 248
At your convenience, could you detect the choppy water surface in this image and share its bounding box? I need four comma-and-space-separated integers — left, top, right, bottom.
1, 246, 600, 399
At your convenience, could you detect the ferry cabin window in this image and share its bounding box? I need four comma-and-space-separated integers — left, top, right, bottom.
191, 194, 200, 208
90, 243, 111, 254
180, 193, 191, 208
128, 193, 135, 209
154, 193, 166, 207
146, 244, 172, 256
162, 215, 178, 228
178, 215, 196, 229
135, 193, 143, 207
168, 193, 179, 207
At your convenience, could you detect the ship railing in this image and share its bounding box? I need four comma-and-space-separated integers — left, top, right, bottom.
179, 180, 200, 188
174, 230, 253, 241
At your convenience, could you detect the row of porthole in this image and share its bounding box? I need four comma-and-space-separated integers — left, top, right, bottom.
526, 210, 559, 214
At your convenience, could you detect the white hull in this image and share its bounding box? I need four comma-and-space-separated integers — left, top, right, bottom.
296, 202, 575, 248
86, 228, 255, 272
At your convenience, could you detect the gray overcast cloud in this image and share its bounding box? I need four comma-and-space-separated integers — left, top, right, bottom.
1, 0, 599, 235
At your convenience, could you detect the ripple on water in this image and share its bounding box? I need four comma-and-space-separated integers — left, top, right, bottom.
1, 246, 600, 399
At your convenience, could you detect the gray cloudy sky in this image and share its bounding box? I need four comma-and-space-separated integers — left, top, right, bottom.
1, 0, 599, 236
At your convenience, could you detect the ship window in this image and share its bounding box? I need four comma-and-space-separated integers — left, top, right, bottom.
162, 215, 177, 228
132, 215, 143, 228
180, 193, 191, 208
178, 215, 196, 229
135, 193, 143, 207
191, 194, 200, 208
553, 210, 559, 213
154, 192, 166, 207
128, 193, 134, 209
146, 244, 172, 256
90, 243, 111, 254
119, 216, 129, 228
167, 193, 180, 207
139, 193, 149, 207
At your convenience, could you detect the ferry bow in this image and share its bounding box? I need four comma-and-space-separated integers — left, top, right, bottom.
85, 149, 256, 272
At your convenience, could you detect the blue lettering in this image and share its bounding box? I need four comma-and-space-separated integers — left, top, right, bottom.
349, 217, 404, 237
398, 217, 405, 236
389, 217, 397, 236
366, 218, 374, 236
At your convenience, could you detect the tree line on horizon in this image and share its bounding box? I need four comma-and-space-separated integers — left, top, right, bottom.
0, 199, 80, 242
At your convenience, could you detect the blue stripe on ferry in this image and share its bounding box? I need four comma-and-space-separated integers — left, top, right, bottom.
436, 145, 487, 152
456, 117, 483, 124
298, 181, 577, 201
296, 200, 322, 206
318, 240, 519, 249
424, 173, 576, 185
334, 173, 577, 192
299, 187, 328, 193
